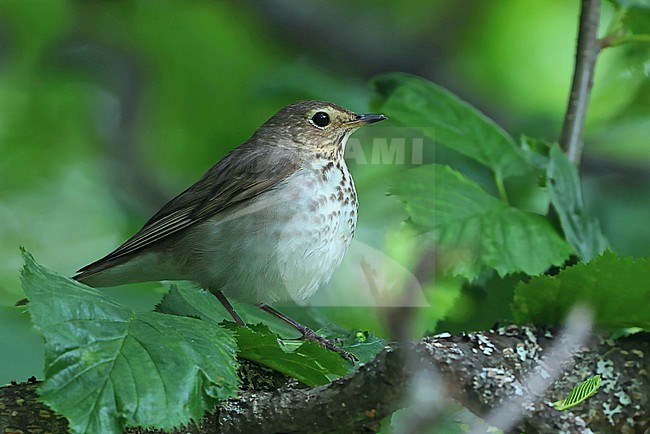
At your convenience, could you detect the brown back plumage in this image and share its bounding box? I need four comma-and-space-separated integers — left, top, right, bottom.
74, 142, 301, 280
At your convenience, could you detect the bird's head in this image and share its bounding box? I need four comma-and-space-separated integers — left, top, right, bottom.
253, 100, 387, 156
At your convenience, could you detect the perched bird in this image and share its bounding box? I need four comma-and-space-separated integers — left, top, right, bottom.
72, 100, 386, 360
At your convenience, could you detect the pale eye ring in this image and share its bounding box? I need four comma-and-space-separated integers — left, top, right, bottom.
311, 111, 330, 128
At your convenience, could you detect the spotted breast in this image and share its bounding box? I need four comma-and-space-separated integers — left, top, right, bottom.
271, 154, 358, 303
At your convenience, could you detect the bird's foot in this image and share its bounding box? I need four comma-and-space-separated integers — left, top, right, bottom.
256, 304, 357, 362
300, 329, 358, 362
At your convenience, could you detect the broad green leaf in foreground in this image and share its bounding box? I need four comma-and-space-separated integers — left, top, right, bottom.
20, 251, 239, 434
372, 73, 532, 180
547, 144, 608, 262
159, 285, 381, 386
514, 251, 650, 329
390, 165, 572, 279
553, 375, 601, 411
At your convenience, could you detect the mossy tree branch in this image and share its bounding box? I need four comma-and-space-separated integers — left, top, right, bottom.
2, 326, 647, 434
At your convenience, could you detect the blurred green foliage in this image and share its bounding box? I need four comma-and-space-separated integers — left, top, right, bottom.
514, 251, 650, 328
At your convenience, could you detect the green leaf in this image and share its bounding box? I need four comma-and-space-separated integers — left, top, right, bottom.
156, 282, 229, 323
553, 375, 601, 410
156, 283, 300, 338
548, 145, 608, 261
390, 165, 572, 279
20, 251, 239, 434
372, 73, 532, 179
225, 323, 350, 387
514, 251, 650, 329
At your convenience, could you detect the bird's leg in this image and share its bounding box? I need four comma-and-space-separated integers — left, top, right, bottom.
214, 290, 246, 327
259, 304, 357, 362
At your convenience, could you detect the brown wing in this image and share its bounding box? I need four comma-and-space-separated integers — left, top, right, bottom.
75, 142, 300, 278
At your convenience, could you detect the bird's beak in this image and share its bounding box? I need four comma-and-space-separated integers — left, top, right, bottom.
344, 113, 388, 128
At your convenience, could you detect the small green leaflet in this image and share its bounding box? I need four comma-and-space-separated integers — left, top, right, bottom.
20, 251, 239, 434
390, 165, 572, 279
547, 144, 608, 262
553, 375, 601, 410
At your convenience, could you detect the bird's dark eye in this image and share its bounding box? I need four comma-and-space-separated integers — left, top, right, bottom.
311, 111, 330, 127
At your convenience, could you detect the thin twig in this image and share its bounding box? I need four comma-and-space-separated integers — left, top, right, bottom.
560, 0, 602, 164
